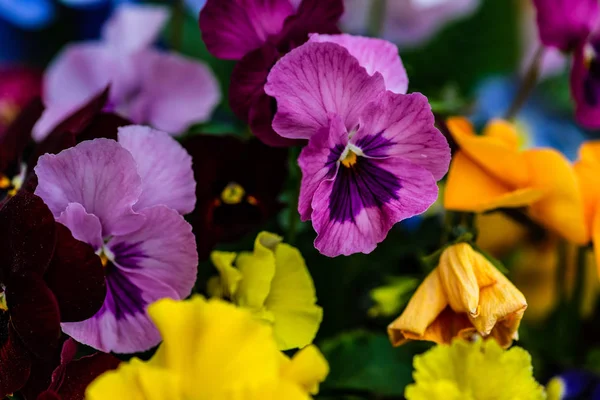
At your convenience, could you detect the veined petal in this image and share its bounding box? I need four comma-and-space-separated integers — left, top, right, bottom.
266, 243, 322, 350
298, 115, 347, 221
352, 91, 450, 180
57, 203, 103, 251
127, 51, 221, 134
118, 125, 196, 214
34, 139, 145, 237
444, 152, 544, 212
265, 41, 386, 140
101, 4, 169, 54
388, 269, 448, 346
309, 34, 408, 94
438, 244, 480, 316
199, 0, 295, 60
311, 156, 437, 257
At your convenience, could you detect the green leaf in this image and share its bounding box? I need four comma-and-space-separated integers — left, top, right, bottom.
320, 331, 423, 397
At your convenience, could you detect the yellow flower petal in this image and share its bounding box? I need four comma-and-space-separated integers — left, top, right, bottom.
210, 251, 242, 298
438, 243, 480, 316
476, 212, 529, 257
265, 243, 323, 350
444, 152, 544, 212
406, 339, 545, 400
281, 345, 329, 395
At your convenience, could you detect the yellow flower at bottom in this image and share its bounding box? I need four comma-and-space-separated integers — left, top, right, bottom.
86, 297, 328, 400
210, 232, 323, 350
405, 339, 545, 400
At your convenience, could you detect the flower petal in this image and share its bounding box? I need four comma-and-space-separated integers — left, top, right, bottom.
298, 115, 347, 221
0, 191, 56, 279
6, 273, 61, 358
199, 0, 295, 60
44, 223, 106, 323
235, 233, 278, 309
101, 4, 169, 54
34, 138, 145, 237
265, 41, 386, 140
309, 34, 408, 94
0, 318, 31, 398
54, 351, 120, 400
571, 43, 600, 129
533, 0, 598, 51
312, 156, 437, 257
57, 203, 103, 251
118, 125, 196, 214
353, 91, 450, 180
127, 51, 220, 134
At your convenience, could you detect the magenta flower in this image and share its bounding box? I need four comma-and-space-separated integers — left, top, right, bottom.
199, 0, 343, 147
34, 125, 198, 353
265, 39, 450, 257
33, 4, 220, 142
571, 37, 600, 128
0, 66, 41, 138
533, 0, 599, 52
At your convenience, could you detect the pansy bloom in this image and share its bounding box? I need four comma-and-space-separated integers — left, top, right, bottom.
265, 39, 450, 256
0, 65, 41, 137
388, 243, 527, 349
87, 297, 329, 400
34, 125, 198, 353
405, 339, 544, 400
0, 191, 105, 398
183, 135, 288, 259
210, 232, 323, 350
33, 3, 220, 141
199, 0, 344, 146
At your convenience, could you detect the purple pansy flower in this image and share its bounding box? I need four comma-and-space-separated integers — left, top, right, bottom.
265, 39, 450, 256
33, 4, 220, 142
34, 125, 198, 353
199, 0, 343, 147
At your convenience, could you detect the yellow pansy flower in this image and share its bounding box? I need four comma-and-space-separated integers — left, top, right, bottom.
86, 297, 329, 400
388, 243, 527, 348
405, 339, 545, 400
210, 232, 323, 350
444, 117, 588, 245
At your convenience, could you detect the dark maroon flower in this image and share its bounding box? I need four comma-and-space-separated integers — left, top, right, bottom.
36, 339, 120, 400
0, 191, 106, 398
200, 0, 343, 147
182, 135, 288, 258
0, 66, 42, 138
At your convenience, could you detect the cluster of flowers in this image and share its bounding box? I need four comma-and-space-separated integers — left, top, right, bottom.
3, 0, 600, 399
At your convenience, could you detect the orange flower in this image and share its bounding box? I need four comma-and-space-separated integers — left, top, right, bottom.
444, 117, 588, 245
388, 243, 527, 348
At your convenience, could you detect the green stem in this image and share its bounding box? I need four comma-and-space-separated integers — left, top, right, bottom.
172, 0, 185, 52
366, 0, 386, 37
287, 147, 301, 245
504, 46, 544, 120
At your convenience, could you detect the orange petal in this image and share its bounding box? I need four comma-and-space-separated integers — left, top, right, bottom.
526, 149, 589, 245
399, 307, 475, 345
444, 152, 544, 212
476, 212, 529, 257
593, 211, 600, 279
438, 243, 480, 316
446, 118, 530, 188
574, 160, 600, 238
388, 269, 447, 346
578, 141, 600, 164
482, 119, 521, 150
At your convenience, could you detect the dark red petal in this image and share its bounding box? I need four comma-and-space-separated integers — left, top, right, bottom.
0, 317, 31, 398
77, 112, 131, 143
0, 97, 44, 173
54, 352, 120, 400
37, 391, 61, 400
248, 92, 304, 147
44, 224, 106, 323
6, 273, 61, 358
0, 191, 56, 279
20, 338, 63, 400
278, 0, 343, 52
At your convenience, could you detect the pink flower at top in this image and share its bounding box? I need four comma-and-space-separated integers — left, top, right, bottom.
0, 66, 41, 137
199, 0, 344, 147
265, 37, 450, 257
34, 125, 198, 353
33, 4, 220, 142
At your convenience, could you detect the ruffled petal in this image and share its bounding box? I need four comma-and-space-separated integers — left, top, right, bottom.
311, 157, 437, 257
265, 41, 385, 140
353, 91, 450, 180
101, 4, 169, 53
57, 203, 104, 251
298, 115, 347, 221
309, 34, 408, 93
118, 125, 196, 214
127, 51, 220, 134
199, 0, 295, 60
34, 139, 145, 237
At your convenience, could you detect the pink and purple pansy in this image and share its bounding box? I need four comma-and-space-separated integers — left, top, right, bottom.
33, 4, 221, 142
199, 0, 344, 147
265, 38, 450, 257
34, 125, 198, 353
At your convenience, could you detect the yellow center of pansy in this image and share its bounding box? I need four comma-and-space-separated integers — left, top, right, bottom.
0, 175, 10, 190
0, 293, 7, 311
0, 167, 25, 198
0, 101, 19, 127
220, 182, 246, 204
341, 150, 358, 168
